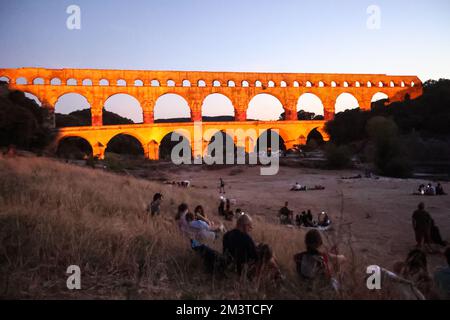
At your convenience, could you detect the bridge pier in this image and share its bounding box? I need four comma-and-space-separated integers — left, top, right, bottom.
92, 142, 106, 159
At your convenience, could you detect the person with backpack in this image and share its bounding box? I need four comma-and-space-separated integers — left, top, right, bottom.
147, 193, 163, 217
293, 229, 344, 291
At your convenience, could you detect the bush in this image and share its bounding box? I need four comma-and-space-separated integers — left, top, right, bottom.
325, 143, 352, 169
366, 117, 412, 178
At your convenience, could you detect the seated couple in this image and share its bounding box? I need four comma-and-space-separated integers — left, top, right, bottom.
177, 204, 225, 242
295, 211, 331, 228
192, 214, 282, 283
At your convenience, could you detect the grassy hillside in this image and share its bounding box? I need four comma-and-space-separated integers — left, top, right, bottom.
0, 155, 385, 299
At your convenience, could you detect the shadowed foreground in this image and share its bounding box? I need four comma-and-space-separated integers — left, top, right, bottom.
0, 155, 435, 299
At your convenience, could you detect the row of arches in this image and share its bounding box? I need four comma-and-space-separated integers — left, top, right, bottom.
0, 75, 417, 89
23, 92, 390, 124
57, 129, 324, 160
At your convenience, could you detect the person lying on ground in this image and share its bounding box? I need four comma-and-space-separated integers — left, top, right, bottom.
434, 247, 450, 299
291, 182, 302, 191
223, 214, 258, 275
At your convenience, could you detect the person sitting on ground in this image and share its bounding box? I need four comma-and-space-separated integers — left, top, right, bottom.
303, 209, 315, 227
295, 214, 302, 227
412, 202, 433, 252
318, 212, 331, 227
147, 193, 163, 217
434, 247, 450, 299
430, 218, 447, 247
418, 184, 426, 195
395, 249, 434, 298
175, 203, 193, 237
223, 214, 258, 275
436, 183, 446, 196
185, 212, 224, 241
194, 205, 211, 225
279, 201, 293, 225
218, 197, 226, 216
224, 198, 234, 221
425, 183, 436, 196
293, 229, 345, 290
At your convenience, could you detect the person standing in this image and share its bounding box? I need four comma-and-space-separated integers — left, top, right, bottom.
412, 202, 433, 252
219, 177, 225, 194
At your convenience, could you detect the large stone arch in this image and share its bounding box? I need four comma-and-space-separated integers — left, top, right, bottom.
247, 93, 285, 121
254, 128, 289, 153
335, 92, 360, 114
56, 135, 93, 159
158, 130, 192, 161
103, 93, 143, 124
371, 92, 389, 103
19, 91, 42, 106
201, 93, 235, 121
105, 132, 146, 157
54, 93, 91, 126
154, 93, 191, 122
297, 93, 325, 119
204, 130, 237, 160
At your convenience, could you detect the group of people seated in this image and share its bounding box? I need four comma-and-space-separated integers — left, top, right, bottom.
175, 203, 226, 242
295, 211, 331, 228
175, 203, 346, 292
417, 183, 446, 196
176, 208, 282, 282
218, 196, 241, 221
290, 182, 325, 191
164, 180, 191, 188
151, 192, 449, 298
278, 202, 331, 229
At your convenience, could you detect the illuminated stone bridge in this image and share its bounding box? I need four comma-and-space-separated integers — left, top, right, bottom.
0, 68, 422, 159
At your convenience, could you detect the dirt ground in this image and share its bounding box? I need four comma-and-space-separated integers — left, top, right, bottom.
157, 163, 450, 274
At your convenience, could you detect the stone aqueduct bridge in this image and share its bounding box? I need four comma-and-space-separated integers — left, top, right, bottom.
0, 68, 422, 160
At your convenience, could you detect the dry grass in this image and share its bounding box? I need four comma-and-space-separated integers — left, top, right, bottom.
0, 154, 382, 299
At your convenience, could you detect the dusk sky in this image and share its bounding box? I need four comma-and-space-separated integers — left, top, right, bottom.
1, 0, 450, 122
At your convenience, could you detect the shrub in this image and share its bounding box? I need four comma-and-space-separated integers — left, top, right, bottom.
325, 143, 352, 169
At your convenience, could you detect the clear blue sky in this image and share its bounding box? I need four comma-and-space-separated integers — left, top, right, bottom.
1, 0, 449, 121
